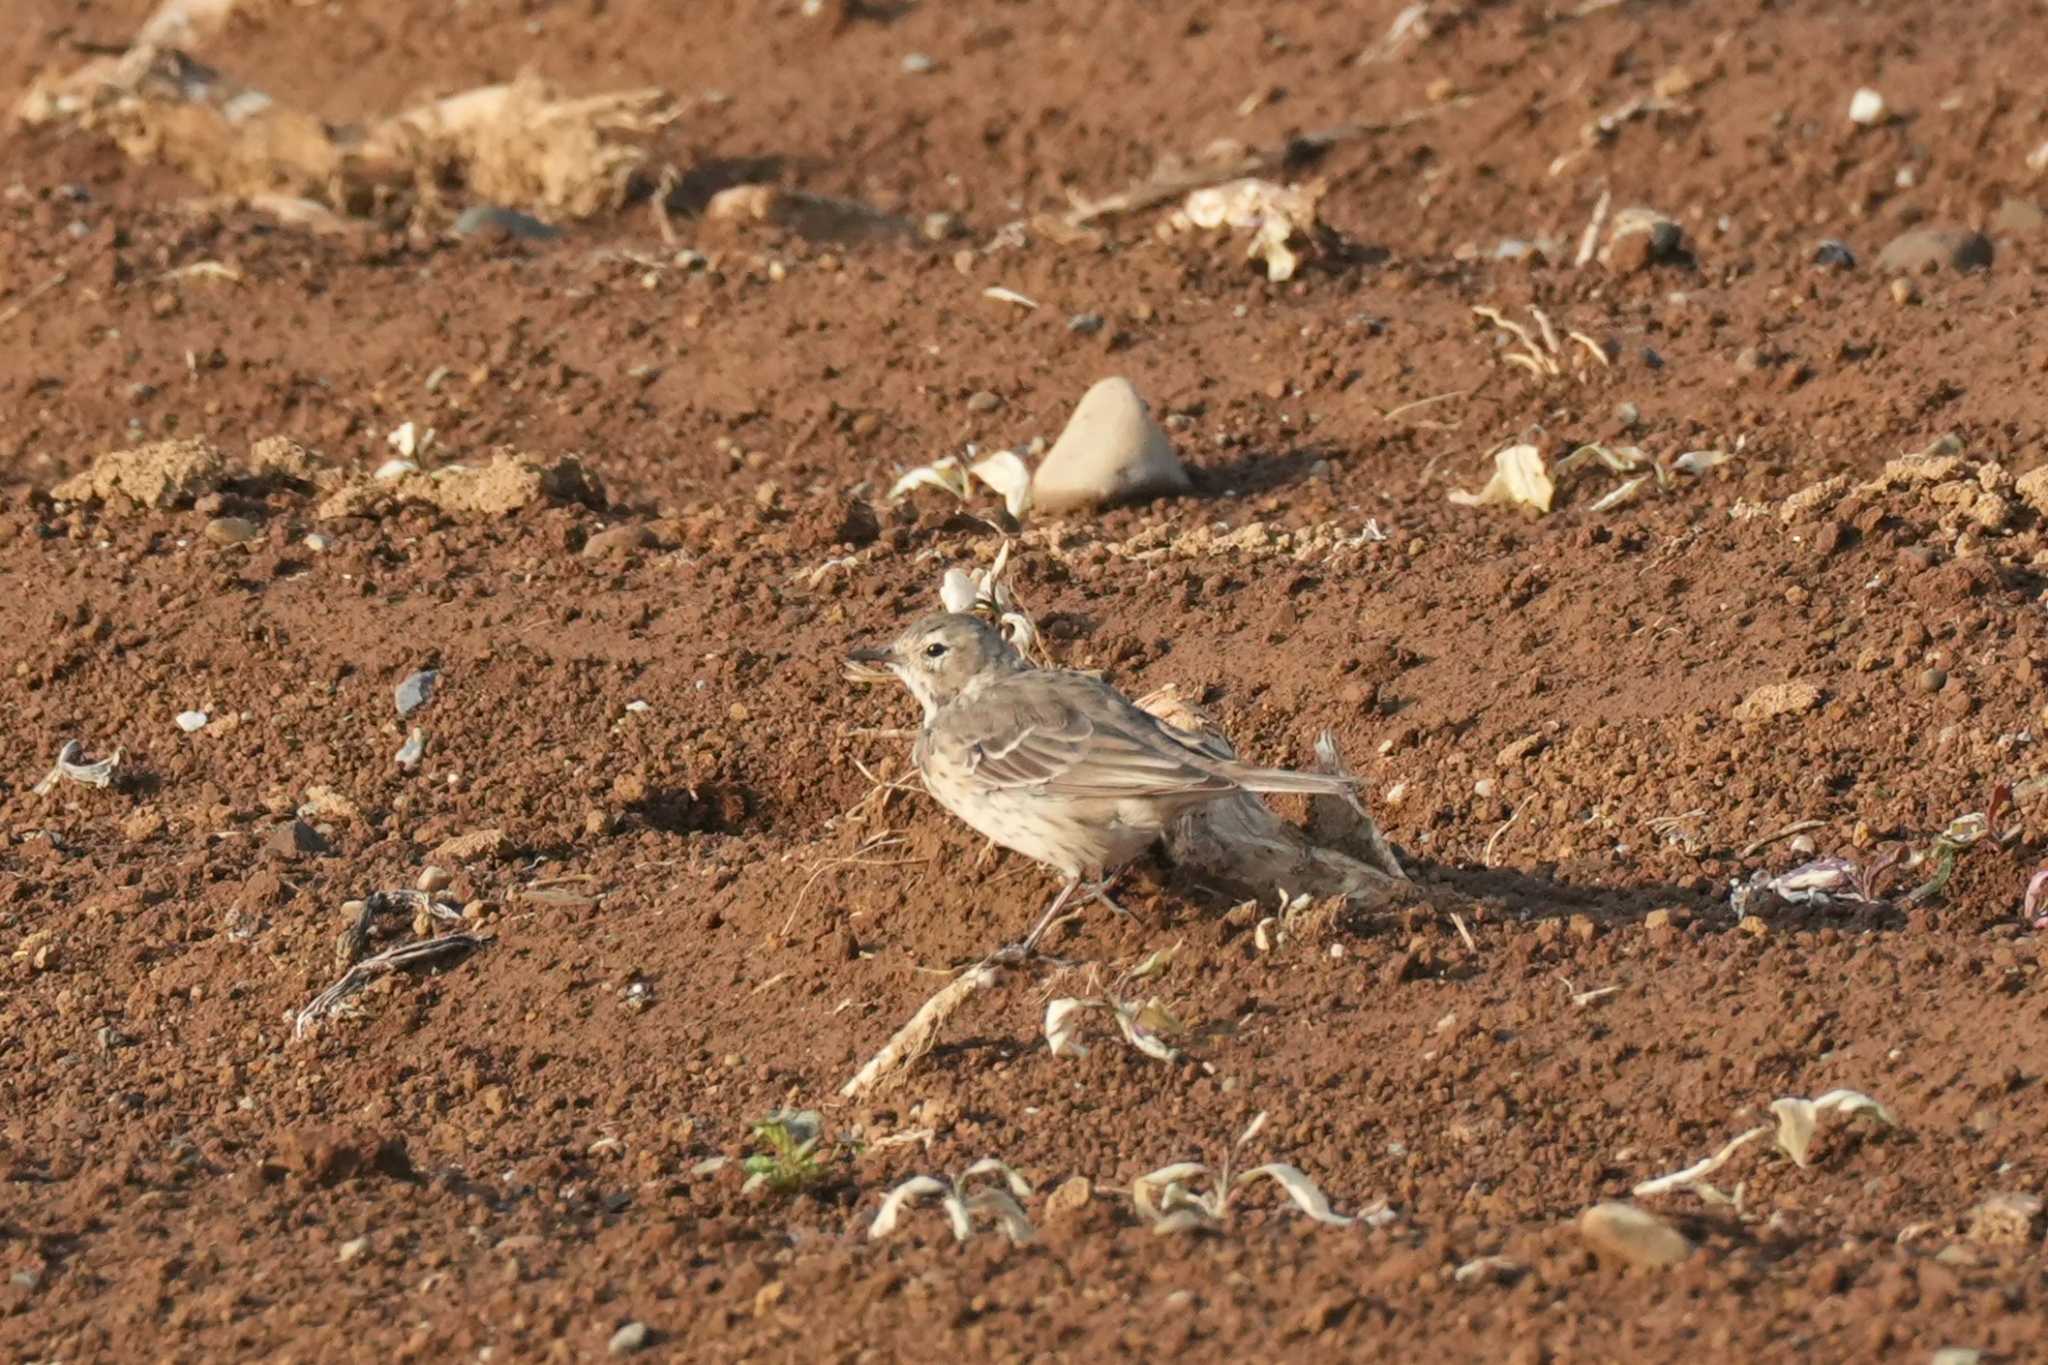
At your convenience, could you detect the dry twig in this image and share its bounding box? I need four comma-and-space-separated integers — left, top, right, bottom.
841, 963, 1002, 1099
294, 934, 484, 1040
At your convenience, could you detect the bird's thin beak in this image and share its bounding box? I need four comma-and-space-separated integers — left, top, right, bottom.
843, 645, 894, 683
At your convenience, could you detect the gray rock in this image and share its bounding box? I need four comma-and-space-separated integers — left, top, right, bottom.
1031, 377, 1191, 514
1875, 227, 1993, 274
1812, 239, 1856, 270
582, 525, 654, 559
204, 515, 260, 545
608, 1322, 650, 1355
453, 205, 561, 240
394, 670, 438, 717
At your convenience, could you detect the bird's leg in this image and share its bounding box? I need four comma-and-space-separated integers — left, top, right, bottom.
1086, 878, 1132, 919
990, 876, 1084, 964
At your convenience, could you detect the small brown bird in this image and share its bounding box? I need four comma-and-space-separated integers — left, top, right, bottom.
846, 611, 1358, 956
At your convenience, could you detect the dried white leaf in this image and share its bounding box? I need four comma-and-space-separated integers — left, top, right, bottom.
1125, 941, 1181, 980
1589, 473, 1652, 513
870, 1176, 949, 1239
1771, 1089, 1897, 1168
939, 568, 979, 614
1632, 1124, 1770, 1198
1047, 995, 1179, 1062
1149, 1206, 1218, 1235
997, 611, 1038, 658
1249, 222, 1301, 282
982, 286, 1040, 310
977, 540, 1013, 602
1044, 998, 1092, 1058
938, 1192, 974, 1243
1453, 1255, 1523, 1285
1448, 443, 1553, 513
374, 456, 419, 481
1132, 1163, 1211, 1222
888, 458, 971, 502
1253, 916, 1282, 952
1355, 1198, 1401, 1228
1111, 998, 1182, 1061
962, 1187, 1036, 1244
1235, 1110, 1270, 1151
1180, 180, 1323, 282
968, 450, 1033, 521
32, 739, 124, 796
1672, 449, 1732, 476
961, 1157, 1035, 1201
1555, 442, 1646, 475
1236, 1163, 1354, 1225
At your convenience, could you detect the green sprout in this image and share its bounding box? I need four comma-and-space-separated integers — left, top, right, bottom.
741, 1110, 826, 1195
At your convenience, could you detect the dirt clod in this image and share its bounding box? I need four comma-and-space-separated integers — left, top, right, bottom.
52, 439, 225, 508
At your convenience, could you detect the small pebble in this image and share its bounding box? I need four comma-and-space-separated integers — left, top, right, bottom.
417, 865, 451, 894
1876, 226, 1993, 275
395, 729, 426, 769
608, 1321, 650, 1355
965, 390, 1002, 413
303, 532, 332, 552
1067, 312, 1105, 335
1812, 240, 1856, 270
1890, 277, 1919, 306
1847, 88, 1887, 125
337, 1236, 369, 1263
395, 669, 438, 717
901, 53, 935, 74
1918, 667, 1948, 694
452, 205, 561, 240
204, 515, 259, 546
175, 710, 209, 732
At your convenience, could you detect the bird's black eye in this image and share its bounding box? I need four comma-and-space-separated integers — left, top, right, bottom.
924, 642, 948, 659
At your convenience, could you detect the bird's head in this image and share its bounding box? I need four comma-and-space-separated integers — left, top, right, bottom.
845, 611, 1025, 720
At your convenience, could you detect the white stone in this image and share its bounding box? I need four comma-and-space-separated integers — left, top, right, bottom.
1030, 377, 1190, 514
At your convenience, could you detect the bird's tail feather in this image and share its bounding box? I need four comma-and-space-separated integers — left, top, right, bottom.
1219, 762, 1359, 797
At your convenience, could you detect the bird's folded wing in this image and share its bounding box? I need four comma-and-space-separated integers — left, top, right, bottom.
958, 695, 1235, 799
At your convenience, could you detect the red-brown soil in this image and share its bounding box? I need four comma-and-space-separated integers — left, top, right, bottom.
5, 1, 2048, 1360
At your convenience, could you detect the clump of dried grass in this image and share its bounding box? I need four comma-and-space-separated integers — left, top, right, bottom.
17, 2, 672, 226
